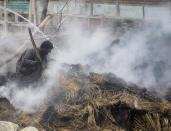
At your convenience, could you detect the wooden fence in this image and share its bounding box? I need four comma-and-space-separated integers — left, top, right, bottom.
0, 0, 170, 33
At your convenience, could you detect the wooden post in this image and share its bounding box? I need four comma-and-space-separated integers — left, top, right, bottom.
4, 0, 8, 33
33, 0, 37, 25
0, 1, 2, 19
143, 0, 145, 19
40, 0, 49, 25
35, 0, 38, 25
169, 1, 171, 18
101, 16, 104, 27
116, 0, 120, 17
75, 0, 77, 8
142, 6, 145, 19
29, 0, 33, 22
50, 0, 54, 25
88, 17, 90, 29
89, 2, 93, 29
37, 13, 41, 25
50, 0, 54, 14
90, 1, 93, 16
15, 15, 18, 23
53, 14, 58, 26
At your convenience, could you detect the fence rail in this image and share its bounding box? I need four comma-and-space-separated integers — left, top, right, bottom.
86, 0, 170, 5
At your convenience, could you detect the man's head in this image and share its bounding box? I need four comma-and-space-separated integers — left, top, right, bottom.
40, 40, 53, 55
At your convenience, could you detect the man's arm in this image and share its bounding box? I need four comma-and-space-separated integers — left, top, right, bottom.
21, 49, 40, 67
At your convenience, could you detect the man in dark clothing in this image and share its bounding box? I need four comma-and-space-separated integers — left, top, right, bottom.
16, 40, 53, 86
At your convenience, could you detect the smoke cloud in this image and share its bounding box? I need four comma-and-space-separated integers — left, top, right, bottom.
0, 8, 171, 111
54, 15, 171, 90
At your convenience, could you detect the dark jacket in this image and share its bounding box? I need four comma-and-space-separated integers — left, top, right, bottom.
16, 48, 47, 85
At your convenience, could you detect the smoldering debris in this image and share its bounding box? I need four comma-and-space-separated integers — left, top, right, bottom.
0, 65, 170, 130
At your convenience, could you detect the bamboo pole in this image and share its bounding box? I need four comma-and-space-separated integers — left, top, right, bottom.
4, 0, 8, 33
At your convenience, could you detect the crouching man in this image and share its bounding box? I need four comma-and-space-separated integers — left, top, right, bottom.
16, 40, 53, 86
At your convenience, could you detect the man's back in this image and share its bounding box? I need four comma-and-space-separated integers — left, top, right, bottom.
16, 48, 47, 86
16, 40, 53, 86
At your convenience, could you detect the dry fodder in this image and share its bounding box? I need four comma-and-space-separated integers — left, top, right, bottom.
10, 72, 171, 130
133, 113, 171, 131
137, 101, 171, 114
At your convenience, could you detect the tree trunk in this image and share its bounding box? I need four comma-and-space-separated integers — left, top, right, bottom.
40, 0, 49, 23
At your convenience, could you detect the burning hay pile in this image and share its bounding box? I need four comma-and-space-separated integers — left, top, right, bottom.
0, 64, 170, 131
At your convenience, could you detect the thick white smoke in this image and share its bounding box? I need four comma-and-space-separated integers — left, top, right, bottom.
0, 8, 171, 112
54, 15, 171, 90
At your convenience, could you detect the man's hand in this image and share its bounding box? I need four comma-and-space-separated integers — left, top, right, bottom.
35, 61, 42, 66
29, 60, 40, 65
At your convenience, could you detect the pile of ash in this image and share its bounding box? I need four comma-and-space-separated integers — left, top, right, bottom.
0, 64, 170, 131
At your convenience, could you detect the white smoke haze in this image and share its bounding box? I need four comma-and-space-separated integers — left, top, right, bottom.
0, 32, 27, 73
55, 14, 171, 89
0, 8, 171, 111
